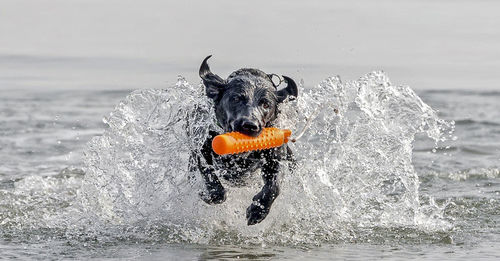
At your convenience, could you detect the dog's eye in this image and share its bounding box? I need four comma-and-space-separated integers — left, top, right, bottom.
260, 100, 270, 109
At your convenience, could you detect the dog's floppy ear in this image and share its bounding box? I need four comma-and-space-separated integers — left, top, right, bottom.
276, 75, 298, 103
199, 55, 226, 100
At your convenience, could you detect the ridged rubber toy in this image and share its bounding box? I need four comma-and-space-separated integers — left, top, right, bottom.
212, 127, 292, 155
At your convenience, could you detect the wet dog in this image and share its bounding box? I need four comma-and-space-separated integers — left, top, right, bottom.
190, 55, 297, 225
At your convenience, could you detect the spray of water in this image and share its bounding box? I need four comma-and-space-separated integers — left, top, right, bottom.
69, 71, 452, 244
0, 72, 456, 246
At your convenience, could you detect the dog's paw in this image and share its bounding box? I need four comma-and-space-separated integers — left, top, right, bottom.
200, 187, 226, 204
246, 201, 270, 225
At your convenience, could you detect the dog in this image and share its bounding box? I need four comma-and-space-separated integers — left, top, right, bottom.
190, 55, 297, 225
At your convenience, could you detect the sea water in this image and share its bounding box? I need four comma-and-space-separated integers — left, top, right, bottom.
1, 73, 499, 259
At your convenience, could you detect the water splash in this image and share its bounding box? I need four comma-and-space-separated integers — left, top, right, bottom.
0, 72, 457, 246
72, 72, 454, 244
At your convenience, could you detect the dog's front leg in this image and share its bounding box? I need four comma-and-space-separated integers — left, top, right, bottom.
246, 150, 281, 225
193, 135, 226, 204
197, 158, 226, 204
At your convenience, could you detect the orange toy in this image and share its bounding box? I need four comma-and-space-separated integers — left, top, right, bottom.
212, 127, 292, 155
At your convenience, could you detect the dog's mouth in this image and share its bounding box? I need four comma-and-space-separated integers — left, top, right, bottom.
229, 120, 263, 137
237, 128, 262, 137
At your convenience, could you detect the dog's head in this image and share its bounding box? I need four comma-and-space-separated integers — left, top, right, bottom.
199, 55, 298, 137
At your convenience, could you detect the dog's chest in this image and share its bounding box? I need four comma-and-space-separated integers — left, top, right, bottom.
213, 151, 264, 184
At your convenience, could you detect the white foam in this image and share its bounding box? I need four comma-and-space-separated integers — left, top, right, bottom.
20, 72, 454, 245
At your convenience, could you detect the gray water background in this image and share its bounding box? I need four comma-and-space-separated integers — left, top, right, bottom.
2, 0, 499, 92
1, 0, 499, 260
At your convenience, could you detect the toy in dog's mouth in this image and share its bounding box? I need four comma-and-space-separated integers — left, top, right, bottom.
212, 127, 292, 155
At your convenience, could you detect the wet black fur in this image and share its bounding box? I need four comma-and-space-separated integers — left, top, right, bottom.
191, 55, 298, 225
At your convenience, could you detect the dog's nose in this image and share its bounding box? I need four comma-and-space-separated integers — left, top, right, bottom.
238, 121, 261, 137
242, 121, 259, 132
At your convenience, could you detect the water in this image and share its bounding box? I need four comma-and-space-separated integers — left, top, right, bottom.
2, 0, 500, 92
1, 72, 499, 259
2, 0, 500, 258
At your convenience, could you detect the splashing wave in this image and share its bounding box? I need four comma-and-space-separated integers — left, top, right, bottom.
1, 72, 456, 245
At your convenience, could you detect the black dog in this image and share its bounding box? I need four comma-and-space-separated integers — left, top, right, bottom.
191, 55, 297, 225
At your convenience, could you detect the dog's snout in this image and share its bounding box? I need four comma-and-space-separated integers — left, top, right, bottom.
235, 119, 262, 137
242, 121, 259, 132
